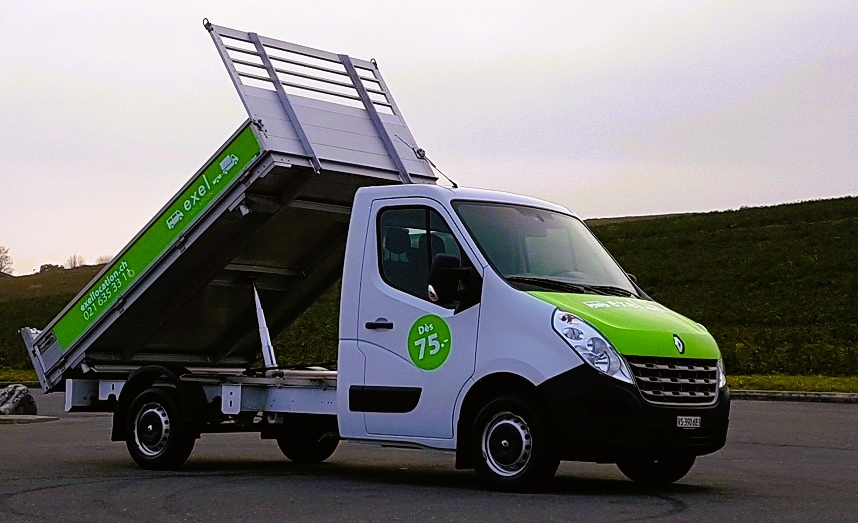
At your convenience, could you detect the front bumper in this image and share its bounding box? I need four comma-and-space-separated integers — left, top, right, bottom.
536, 365, 730, 463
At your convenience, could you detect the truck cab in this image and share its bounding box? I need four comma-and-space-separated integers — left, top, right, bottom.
337, 184, 729, 488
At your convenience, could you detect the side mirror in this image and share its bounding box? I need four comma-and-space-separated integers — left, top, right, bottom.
428, 254, 462, 306
626, 272, 651, 300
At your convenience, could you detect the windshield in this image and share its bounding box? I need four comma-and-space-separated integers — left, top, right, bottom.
453, 201, 638, 296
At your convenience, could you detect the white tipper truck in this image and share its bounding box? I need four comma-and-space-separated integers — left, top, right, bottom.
20, 22, 729, 491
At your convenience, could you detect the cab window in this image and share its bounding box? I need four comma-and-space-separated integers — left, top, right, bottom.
378, 207, 465, 302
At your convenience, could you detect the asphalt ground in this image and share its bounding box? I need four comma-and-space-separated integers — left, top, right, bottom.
0, 392, 856, 521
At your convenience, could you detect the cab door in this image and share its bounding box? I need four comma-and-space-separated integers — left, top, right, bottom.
355, 199, 481, 440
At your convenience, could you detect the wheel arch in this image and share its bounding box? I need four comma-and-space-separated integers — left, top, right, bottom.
455, 372, 547, 470
111, 365, 205, 441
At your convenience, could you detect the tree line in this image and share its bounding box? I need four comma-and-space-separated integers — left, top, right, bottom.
0, 245, 113, 276
0, 246, 11, 274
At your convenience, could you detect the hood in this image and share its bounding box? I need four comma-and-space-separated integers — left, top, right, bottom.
529, 292, 721, 360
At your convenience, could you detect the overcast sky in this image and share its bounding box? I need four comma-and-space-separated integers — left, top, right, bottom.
1, 1, 856, 275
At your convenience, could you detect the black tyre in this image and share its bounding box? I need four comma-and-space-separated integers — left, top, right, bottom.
471, 395, 559, 491
125, 387, 195, 470
276, 428, 339, 463
617, 455, 696, 484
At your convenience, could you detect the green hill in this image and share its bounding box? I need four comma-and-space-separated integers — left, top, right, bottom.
0, 265, 103, 368
591, 196, 858, 376
2, 196, 856, 378
276, 196, 858, 376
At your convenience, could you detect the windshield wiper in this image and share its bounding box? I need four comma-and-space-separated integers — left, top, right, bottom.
505, 276, 607, 295
505, 276, 591, 293
584, 284, 638, 298
506, 276, 638, 298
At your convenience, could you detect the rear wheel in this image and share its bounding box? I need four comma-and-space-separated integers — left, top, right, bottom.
471, 396, 559, 491
125, 387, 195, 470
276, 425, 339, 463
617, 455, 696, 484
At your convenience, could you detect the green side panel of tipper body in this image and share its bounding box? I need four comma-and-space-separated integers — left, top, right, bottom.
52, 125, 262, 350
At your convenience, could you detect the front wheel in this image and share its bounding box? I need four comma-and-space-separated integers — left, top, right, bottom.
471, 396, 559, 491
125, 387, 195, 470
616, 455, 696, 484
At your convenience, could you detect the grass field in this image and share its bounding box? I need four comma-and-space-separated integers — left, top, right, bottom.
590, 196, 858, 377
1, 196, 855, 391
271, 196, 858, 380
0, 265, 103, 368
0, 265, 102, 301
728, 375, 858, 393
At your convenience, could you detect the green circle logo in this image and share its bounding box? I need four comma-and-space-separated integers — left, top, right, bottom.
407, 314, 452, 371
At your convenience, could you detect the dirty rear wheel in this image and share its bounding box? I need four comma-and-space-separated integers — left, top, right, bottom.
125, 387, 195, 470
471, 395, 559, 491
275, 416, 339, 463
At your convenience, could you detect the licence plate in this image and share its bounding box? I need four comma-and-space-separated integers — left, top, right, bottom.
677, 416, 701, 428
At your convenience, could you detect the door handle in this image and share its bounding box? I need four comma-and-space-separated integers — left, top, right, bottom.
365, 319, 394, 330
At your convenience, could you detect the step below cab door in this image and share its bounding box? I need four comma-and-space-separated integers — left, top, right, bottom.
355, 199, 481, 440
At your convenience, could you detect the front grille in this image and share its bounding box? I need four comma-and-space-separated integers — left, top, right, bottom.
625, 356, 719, 406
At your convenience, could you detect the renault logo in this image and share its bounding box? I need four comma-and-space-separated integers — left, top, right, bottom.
673, 334, 685, 354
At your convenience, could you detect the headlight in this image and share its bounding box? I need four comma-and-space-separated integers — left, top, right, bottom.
552, 310, 633, 385
717, 359, 727, 389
